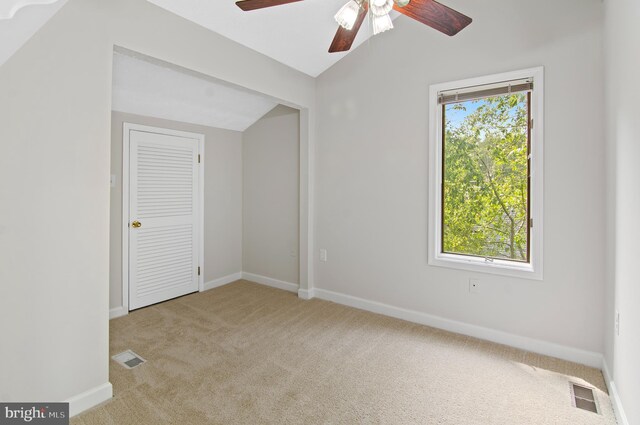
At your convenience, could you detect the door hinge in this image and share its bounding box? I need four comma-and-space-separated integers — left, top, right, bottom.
197, 266, 201, 276
198, 154, 201, 164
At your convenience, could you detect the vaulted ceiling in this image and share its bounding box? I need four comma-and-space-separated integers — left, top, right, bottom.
146, 0, 389, 77
0, 0, 412, 130
0, 0, 396, 76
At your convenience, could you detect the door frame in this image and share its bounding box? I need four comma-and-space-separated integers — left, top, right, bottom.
121, 123, 205, 312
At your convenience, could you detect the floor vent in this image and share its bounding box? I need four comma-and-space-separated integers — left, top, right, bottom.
112, 350, 146, 369
570, 383, 598, 414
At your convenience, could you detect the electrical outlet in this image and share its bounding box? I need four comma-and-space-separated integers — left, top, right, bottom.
320, 249, 327, 262
615, 310, 620, 336
469, 279, 480, 294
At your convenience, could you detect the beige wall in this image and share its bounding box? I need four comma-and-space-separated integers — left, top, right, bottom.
243, 106, 300, 284
314, 0, 605, 354
1, 0, 620, 416
604, 0, 640, 422
110, 111, 243, 311
0, 0, 314, 411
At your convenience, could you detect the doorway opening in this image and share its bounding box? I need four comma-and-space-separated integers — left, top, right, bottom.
109, 47, 309, 316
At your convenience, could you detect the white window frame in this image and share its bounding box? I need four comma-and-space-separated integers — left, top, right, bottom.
428, 67, 544, 280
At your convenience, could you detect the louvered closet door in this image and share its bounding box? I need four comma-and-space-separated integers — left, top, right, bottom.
129, 130, 199, 310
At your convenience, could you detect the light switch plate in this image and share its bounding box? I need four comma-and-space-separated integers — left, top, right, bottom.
320, 249, 327, 262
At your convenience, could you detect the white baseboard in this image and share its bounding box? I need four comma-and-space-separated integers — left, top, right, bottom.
298, 288, 315, 300
203, 272, 243, 291
67, 382, 112, 417
602, 359, 629, 425
241, 272, 298, 293
109, 273, 243, 319
109, 306, 127, 320
313, 287, 603, 368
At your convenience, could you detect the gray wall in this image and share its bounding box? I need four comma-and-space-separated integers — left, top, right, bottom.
0, 0, 314, 409
110, 111, 243, 310
314, 0, 605, 353
243, 105, 300, 284
604, 0, 640, 423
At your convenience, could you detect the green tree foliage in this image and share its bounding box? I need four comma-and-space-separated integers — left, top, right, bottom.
443, 93, 529, 261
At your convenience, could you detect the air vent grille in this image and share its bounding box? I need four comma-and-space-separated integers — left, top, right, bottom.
112, 350, 146, 369
570, 383, 598, 414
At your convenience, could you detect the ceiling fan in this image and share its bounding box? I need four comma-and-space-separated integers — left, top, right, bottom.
235, 0, 472, 53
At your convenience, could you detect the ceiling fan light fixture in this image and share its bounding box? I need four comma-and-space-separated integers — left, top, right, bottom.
369, 0, 393, 16
393, 0, 410, 7
334, 0, 361, 30
372, 12, 393, 34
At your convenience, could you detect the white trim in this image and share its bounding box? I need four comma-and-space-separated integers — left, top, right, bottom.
121, 124, 130, 312
241, 272, 299, 293
298, 108, 314, 297
67, 382, 112, 417
313, 287, 602, 368
109, 306, 127, 320
602, 360, 630, 425
203, 272, 243, 291
198, 135, 205, 294
298, 288, 315, 300
428, 67, 544, 280
121, 123, 205, 313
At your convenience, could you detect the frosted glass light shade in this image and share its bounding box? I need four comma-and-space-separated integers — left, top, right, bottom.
370, 0, 393, 16
372, 13, 393, 34
394, 0, 410, 6
334, 0, 360, 30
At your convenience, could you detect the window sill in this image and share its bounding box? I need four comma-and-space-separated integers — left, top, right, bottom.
429, 253, 542, 280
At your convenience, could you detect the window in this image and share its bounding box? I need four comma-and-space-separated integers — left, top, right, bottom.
428, 68, 543, 279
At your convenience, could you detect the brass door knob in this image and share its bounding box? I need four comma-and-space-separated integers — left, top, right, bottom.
131, 221, 142, 228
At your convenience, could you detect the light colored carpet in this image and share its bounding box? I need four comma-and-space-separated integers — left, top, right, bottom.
73, 280, 616, 424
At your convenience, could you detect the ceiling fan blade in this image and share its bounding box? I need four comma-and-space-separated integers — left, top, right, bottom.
328, 5, 367, 53
236, 0, 302, 12
393, 0, 471, 36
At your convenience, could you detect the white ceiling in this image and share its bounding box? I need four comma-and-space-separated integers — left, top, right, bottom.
0, 0, 67, 67
146, 0, 387, 77
0, 0, 390, 77
112, 50, 279, 132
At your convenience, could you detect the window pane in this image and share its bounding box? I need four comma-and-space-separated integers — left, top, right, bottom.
442, 93, 529, 262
